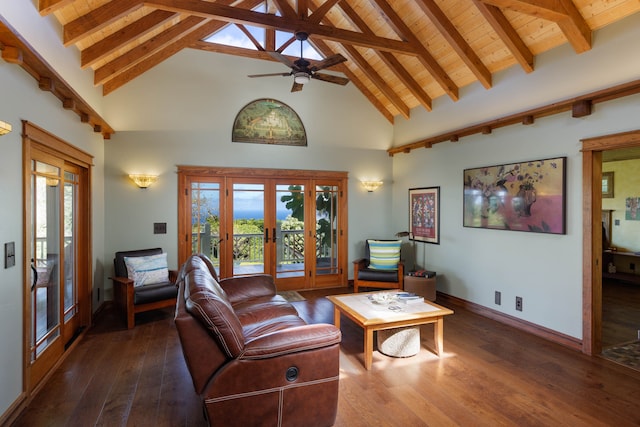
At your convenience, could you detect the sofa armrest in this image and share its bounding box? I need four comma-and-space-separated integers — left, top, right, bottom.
219, 274, 276, 304
242, 324, 341, 359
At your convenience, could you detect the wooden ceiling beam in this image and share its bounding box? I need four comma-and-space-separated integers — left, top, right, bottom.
479, 0, 591, 53
479, 0, 571, 21
81, 10, 177, 69
473, 0, 534, 73
414, 0, 492, 89
235, 24, 264, 50
367, 0, 459, 101
342, 44, 411, 119
298, 0, 309, 20
270, 0, 297, 19
101, 0, 265, 95
556, 0, 591, 53
308, 0, 341, 25
95, 15, 208, 85
336, 1, 432, 112
144, 0, 418, 55
379, 52, 432, 111
63, 0, 144, 46
38, 0, 75, 16
311, 38, 395, 123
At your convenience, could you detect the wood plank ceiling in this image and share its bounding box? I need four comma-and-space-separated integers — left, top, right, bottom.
38, 0, 640, 124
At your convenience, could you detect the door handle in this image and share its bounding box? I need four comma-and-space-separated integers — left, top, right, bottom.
265, 228, 269, 243
30, 258, 37, 291
272, 228, 277, 242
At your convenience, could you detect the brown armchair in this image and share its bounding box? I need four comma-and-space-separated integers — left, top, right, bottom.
353, 239, 404, 293
111, 248, 178, 329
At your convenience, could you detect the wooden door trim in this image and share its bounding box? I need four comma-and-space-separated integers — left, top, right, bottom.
177, 166, 349, 288
581, 129, 640, 355
22, 121, 93, 394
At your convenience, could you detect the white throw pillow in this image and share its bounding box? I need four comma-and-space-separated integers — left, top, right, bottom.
124, 253, 169, 287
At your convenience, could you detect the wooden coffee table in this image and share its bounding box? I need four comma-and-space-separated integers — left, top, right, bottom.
327, 292, 454, 370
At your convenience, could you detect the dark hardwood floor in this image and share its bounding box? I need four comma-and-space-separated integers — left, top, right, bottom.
602, 279, 640, 347
12, 287, 640, 427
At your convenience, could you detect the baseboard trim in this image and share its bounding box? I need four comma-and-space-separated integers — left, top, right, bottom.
437, 292, 583, 352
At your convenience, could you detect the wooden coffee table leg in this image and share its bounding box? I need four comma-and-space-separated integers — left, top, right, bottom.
364, 327, 374, 370
333, 307, 341, 328
434, 317, 444, 355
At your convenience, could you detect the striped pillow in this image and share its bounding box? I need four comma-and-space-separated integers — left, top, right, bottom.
368, 240, 401, 270
124, 253, 169, 287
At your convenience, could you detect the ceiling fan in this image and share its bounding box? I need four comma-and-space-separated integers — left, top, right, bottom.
248, 31, 349, 92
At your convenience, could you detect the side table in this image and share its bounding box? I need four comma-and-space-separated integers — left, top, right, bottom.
404, 272, 436, 301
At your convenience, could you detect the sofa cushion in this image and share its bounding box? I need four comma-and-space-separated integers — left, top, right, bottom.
242, 314, 307, 344
184, 266, 245, 358
134, 281, 177, 304
233, 295, 299, 326
124, 252, 169, 287
367, 239, 401, 270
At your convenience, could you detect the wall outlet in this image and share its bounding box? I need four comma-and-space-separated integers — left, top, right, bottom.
516, 296, 523, 311
495, 291, 501, 305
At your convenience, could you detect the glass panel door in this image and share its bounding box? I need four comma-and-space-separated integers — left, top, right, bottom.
275, 184, 305, 280
62, 168, 80, 342
313, 182, 342, 287
232, 182, 265, 276
31, 160, 62, 361
190, 181, 222, 277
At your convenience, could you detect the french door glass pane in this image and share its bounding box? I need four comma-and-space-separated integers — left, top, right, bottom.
63, 171, 77, 322
31, 161, 61, 360
316, 185, 339, 275
276, 184, 305, 278
233, 183, 264, 275
191, 182, 221, 276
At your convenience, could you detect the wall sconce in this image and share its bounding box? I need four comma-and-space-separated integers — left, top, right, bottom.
0, 120, 12, 136
129, 174, 158, 189
361, 180, 383, 192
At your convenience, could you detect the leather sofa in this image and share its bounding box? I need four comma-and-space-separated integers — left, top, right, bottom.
174, 254, 342, 426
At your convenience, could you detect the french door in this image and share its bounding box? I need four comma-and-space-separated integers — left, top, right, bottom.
23, 122, 91, 393
178, 167, 348, 290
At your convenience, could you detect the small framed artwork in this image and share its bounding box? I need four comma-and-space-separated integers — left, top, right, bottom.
625, 197, 640, 220
602, 172, 614, 198
463, 157, 566, 234
409, 187, 440, 244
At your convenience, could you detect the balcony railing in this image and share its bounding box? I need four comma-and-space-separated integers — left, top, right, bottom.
193, 229, 334, 268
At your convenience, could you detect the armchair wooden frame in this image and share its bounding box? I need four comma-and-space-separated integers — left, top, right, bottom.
112, 270, 178, 329
353, 259, 404, 293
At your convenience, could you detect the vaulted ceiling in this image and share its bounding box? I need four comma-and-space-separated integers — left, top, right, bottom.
37, 0, 640, 124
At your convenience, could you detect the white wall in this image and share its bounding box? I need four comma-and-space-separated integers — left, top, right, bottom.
103, 131, 394, 298
390, 13, 640, 339
0, 61, 105, 418
100, 46, 396, 295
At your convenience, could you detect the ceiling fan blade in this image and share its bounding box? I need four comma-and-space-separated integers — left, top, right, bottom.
267, 51, 299, 70
291, 82, 304, 92
310, 54, 347, 72
312, 73, 350, 85
248, 72, 291, 78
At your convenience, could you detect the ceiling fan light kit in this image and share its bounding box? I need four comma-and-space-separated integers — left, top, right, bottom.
249, 31, 348, 92
294, 72, 310, 84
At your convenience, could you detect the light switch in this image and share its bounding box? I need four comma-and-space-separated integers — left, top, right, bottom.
153, 222, 167, 234
5, 242, 15, 268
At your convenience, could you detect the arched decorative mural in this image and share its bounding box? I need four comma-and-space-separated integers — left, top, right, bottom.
232, 99, 307, 146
